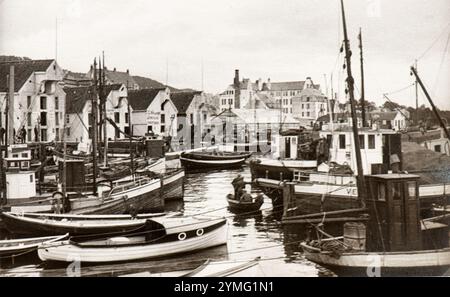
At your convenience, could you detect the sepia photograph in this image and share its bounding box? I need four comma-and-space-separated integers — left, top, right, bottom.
0, 0, 449, 284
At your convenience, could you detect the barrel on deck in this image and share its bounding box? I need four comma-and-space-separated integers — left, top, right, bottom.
343, 222, 366, 251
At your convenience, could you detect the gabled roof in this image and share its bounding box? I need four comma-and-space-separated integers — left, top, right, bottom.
64, 86, 95, 114
0, 59, 54, 92
269, 81, 321, 91
128, 88, 165, 111
171, 91, 202, 114
102, 68, 137, 87
103, 84, 123, 95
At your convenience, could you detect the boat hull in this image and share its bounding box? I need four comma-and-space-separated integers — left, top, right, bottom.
0, 212, 148, 236
180, 157, 246, 171
301, 243, 450, 276
226, 194, 264, 213
38, 220, 228, 263
249, 159, 317, 181
0, 234, 68, 257
162, 169, 185, 201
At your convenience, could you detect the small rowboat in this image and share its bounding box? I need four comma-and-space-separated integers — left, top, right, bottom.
180, 151, 252, 171
226, 193, 265, 213
0, 234, 68, 257
38, 216, 228, 263
182, 257, 262, 277
0, 212, 171, 236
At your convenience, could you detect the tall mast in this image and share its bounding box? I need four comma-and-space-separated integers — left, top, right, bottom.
358, 28, 367, 127
340, 0, 366, 206
91, 58, 98, 196
127, 80, 134, 179
8, 66, 15, 147
410, 66, 450, 140
414, 60, 419, 124
102, 52, 108, 167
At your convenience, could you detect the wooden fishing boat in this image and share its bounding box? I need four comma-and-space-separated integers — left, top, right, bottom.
0, 234, 68, 257
300, 241, 450, 276
38, 216, 228, 263
226, 193, 264, 213
0, 211, 170, 236
300, 173, 450, 276
180, 151, 252, 171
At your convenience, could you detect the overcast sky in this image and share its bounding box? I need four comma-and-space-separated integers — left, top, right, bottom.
1, 0, 449, 108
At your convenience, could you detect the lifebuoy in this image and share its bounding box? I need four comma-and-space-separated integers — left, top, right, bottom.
178, 232, 187, 241
196, 229, 204, 236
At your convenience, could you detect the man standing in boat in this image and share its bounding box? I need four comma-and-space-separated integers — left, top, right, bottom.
231, 174, 245, 200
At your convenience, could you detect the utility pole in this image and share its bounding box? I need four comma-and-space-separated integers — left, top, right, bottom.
411, 66, 450, 140
359, 28, 367, 127
340, 0, 367, 207
91, 59, 99, 196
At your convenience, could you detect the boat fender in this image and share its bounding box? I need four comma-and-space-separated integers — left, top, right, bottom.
196, 229, 204, 236
178, 232, 187, 241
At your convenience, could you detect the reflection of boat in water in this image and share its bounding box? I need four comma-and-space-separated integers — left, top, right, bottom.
0, 234, 68, 258
38, 216, 228, 263
226, 193, 264, 213
180, 151, 252, 171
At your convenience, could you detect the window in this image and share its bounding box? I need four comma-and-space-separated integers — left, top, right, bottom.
161, 125, 165, 133
30, 174, 34, 183
306, 104, 310, 109
228, 99, 233, 105
359, 135, 365, 149
125, 113, 129, 124
40, 129, 47, 142
302, 112, 304, 117
392, 182, 403, 200
407, 181, 416, 200
55, 112, 59, 126
27, 129, 31, 142
203, 114, 207, 121
27, 113, 32, 127
368, 135, 375, 149
88, 127, 92, 139
307, 112, 310, 117
190, 114, 194, 124
326, 135, 333, 148
339, 134, 346, 149
40, 96, 47, 109
378, 182, 386, 201
161, 114, 165, 123
55, 97, 59, 110
66, 127, 70, 136
302, 104, 304, 109
55, 128, 60, 141
27, 96, 32, 108
124, 126, 130, 135
114, 112, 120, 123
40, 112, 47, 126
115, 128, 120, 139
434, 145, 441, 153
161, 102, 165, 111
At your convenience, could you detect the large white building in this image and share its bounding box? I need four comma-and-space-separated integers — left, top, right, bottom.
0, 59, 65, 144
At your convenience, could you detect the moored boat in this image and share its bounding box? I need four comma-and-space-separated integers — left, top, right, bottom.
38, 216, 228, 263
180, 151, 252, 171
0, 234, 68, 257
0, 211, 170, 236
182, 257, 262, 277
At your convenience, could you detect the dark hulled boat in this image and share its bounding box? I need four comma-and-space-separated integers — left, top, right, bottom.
180, 151, 252, 171
226, 193, 265, 213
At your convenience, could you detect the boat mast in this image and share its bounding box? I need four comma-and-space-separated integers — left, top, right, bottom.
358, 28, 367, 127
414, 60, 419, 124
102, 53, 108, 168
91, 59, 99, 196
127, 80, 134, 179
340, 0, 367, 206
410, 66, 450, 140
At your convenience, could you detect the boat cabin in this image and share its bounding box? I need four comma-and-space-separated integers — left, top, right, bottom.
4, 145, 36, 201
365, 174, 449, 252
319, 128, 402, 175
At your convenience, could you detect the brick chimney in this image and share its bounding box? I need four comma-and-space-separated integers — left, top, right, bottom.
267, 78, 271, 90
126, 69, 129, 74
234, 69, 240, 109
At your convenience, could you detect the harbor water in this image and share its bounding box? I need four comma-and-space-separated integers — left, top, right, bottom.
0, 166, 334, 277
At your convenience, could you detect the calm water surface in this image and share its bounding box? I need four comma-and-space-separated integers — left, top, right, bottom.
0, 166, 333, 277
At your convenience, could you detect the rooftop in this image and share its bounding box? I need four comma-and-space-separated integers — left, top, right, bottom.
0, 59, 54, 92
128, 88, 165, 111
171, 91, 202, 114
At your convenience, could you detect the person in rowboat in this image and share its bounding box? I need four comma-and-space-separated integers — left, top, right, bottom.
231, 174, 245, 200
239, 190, 253, 203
